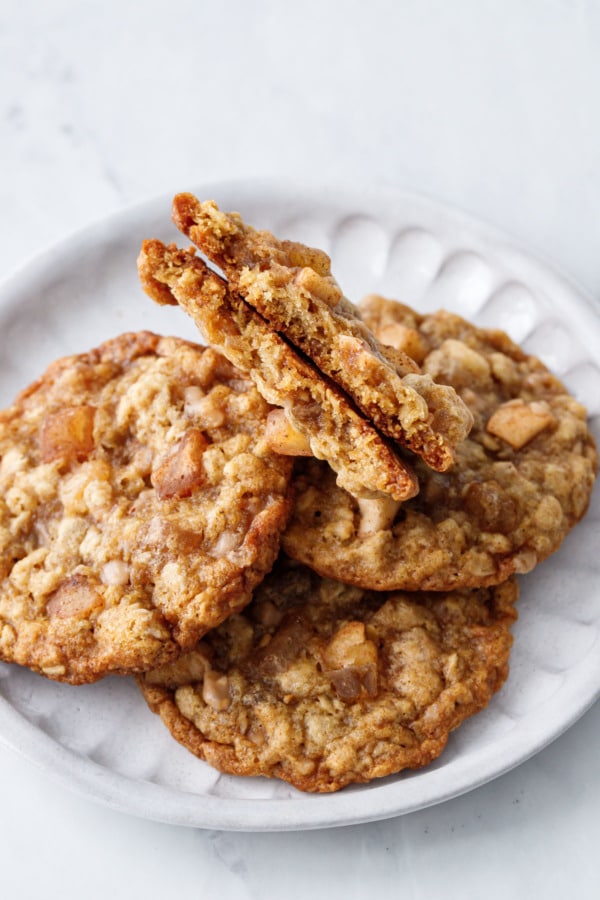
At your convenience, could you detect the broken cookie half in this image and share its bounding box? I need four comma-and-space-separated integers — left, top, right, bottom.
138, 239, 418, 503
171, 193, 474, 472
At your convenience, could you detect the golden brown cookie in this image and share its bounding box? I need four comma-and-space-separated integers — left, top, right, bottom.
171, 194, 474, 471
137, 239, 418, 502
139, 558, 518, 793
282, 298, 597, 590
0, 332, 293, 683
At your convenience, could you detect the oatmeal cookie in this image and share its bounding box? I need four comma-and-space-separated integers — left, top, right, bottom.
282, 298, 597, 590
0, 332, 293, 683
139, 559, 517, 793
171, 194, 473, 471
138, 239, 418, 502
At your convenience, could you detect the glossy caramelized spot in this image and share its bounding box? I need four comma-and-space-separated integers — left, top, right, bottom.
39, 406, 96, 464
151, 428, 208, 500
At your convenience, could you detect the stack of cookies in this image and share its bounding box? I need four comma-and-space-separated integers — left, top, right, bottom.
0, 195, 596, 793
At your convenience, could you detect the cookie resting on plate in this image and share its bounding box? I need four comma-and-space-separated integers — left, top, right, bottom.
0, 332, 293, 683
172, 193, 474, 472
282, 297, 598, 591
137, 239, 418, 502
139, 559, 518, 793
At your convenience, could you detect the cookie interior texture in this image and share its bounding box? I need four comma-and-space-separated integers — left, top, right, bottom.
137, 239, 419, 502
139, 559, 518, 793
282, 302, 598, 591
171, 193, 474, 472
0, 332, 293, 683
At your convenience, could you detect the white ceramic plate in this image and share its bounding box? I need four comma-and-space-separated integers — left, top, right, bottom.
0, 181, 599, 832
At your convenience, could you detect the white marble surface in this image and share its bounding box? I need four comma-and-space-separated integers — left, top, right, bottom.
1, 0, 599, 896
